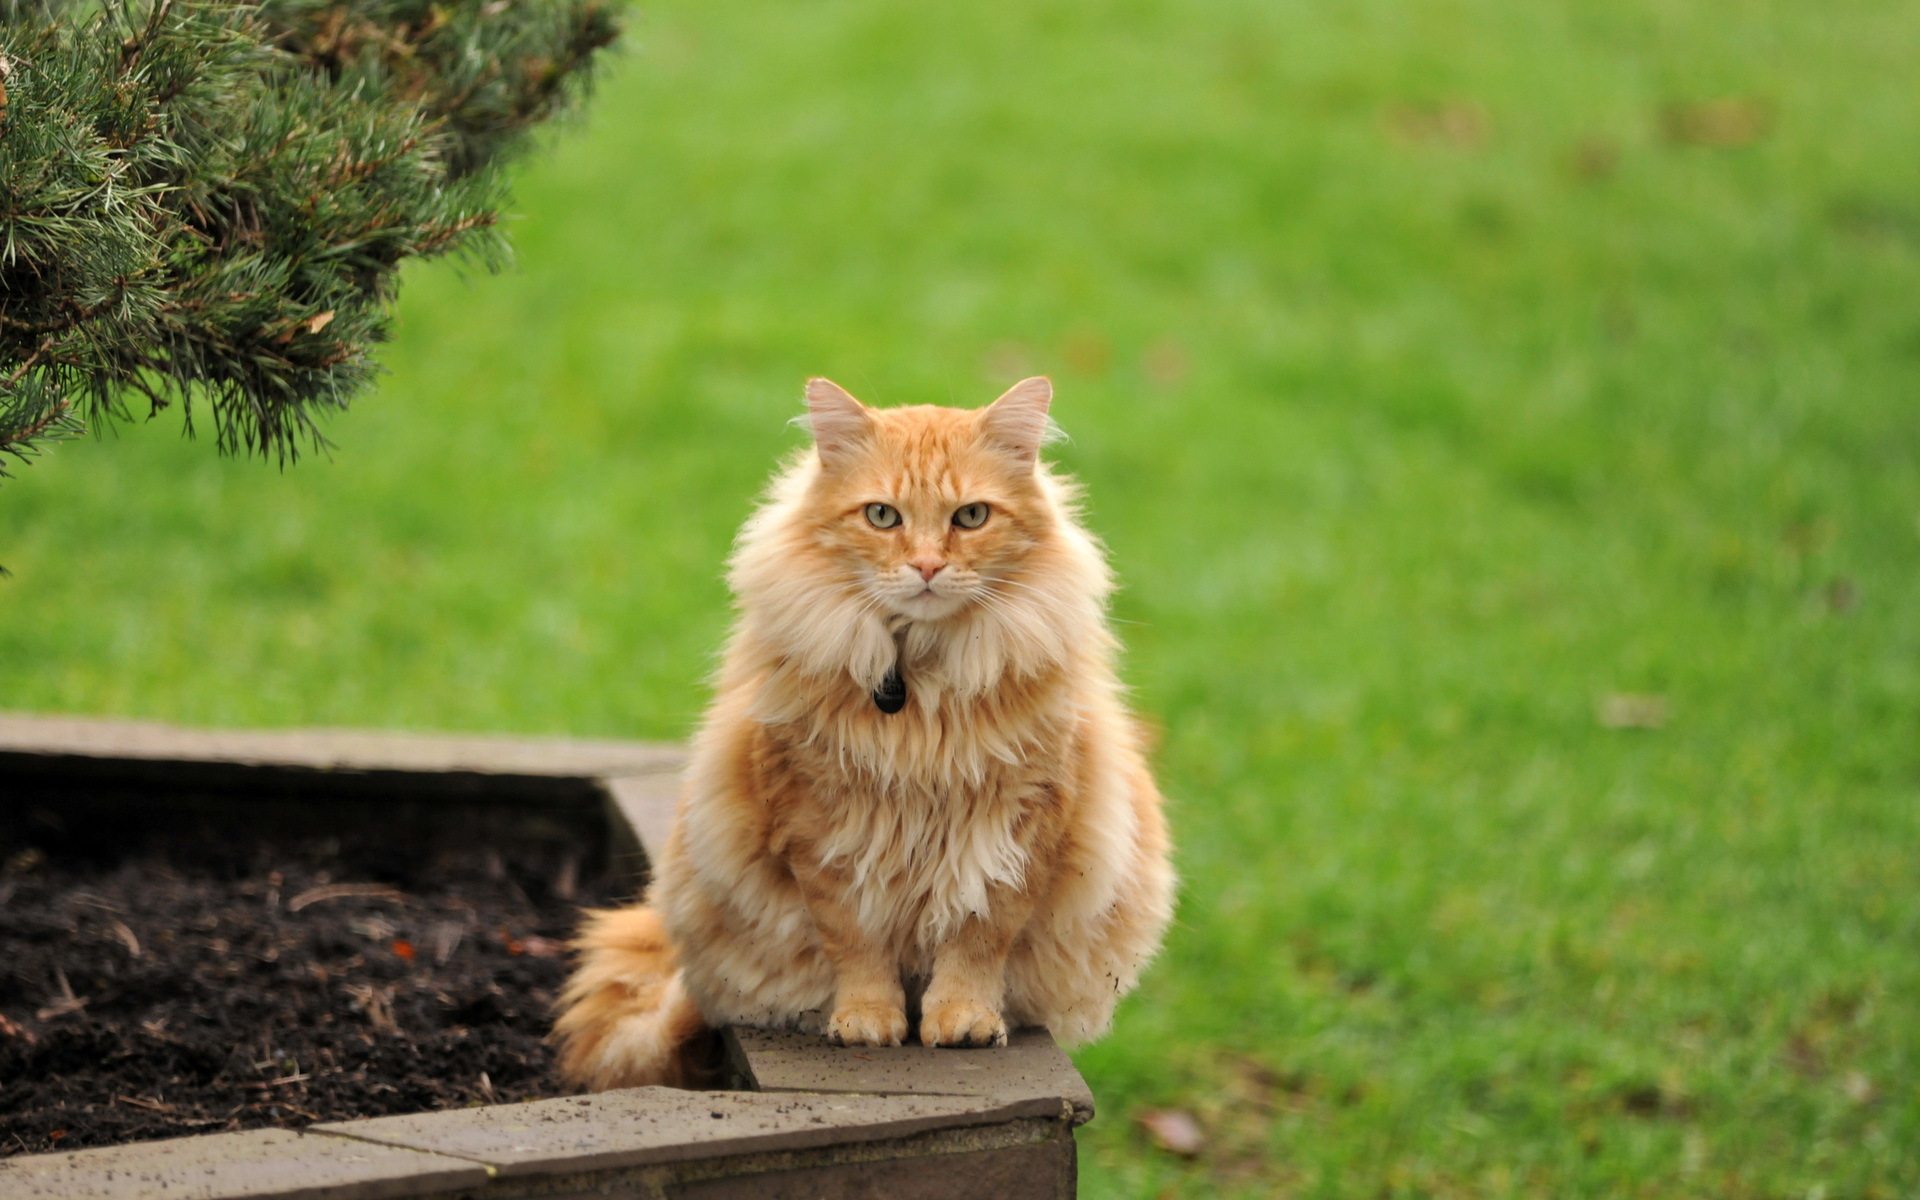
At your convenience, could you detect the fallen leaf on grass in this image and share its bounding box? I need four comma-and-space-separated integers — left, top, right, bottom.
1385, 101, 1490, 148
1826, 577, 1859, 614
1597, 693, 1669, 729
1844, 1071, 1878, 1106
1142, 339, 1189, 390
1063, 329, 1113, 377
1136, 1108, 1207, 1157
1662, 98, 1771, 148
1570, 135, 1620, 181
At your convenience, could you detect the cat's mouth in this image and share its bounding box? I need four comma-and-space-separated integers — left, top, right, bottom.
891, 585, 966, 619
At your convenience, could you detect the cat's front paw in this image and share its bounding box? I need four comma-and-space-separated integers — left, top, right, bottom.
919, 1000, 1008, 1048
827, 1002, 908, 1047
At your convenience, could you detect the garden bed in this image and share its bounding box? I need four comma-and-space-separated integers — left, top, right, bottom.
0, 811, 608, 1155
0, 715, 1093, 1200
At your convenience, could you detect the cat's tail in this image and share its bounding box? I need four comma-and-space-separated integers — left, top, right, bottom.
553, 906, 715, 1090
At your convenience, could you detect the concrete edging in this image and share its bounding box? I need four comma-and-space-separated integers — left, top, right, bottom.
0, 714, 1092, 1199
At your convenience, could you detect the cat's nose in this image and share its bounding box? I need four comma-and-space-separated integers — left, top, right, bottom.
910, 557, 946, 582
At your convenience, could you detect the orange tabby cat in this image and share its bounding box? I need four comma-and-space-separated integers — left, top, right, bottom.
554, 377, 1174, 1088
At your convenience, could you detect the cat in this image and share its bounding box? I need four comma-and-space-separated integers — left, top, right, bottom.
553, 377, 1174, 1088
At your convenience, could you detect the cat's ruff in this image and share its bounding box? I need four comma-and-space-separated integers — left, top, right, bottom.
554, 377, 1174, 1088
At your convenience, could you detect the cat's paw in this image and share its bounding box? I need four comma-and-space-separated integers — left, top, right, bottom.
919, 1000, 1008, 1048
827, 1002, 908, 1047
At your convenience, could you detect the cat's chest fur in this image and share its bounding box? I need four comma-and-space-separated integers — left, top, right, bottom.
767, 677, 1074, 951
813, 772, 1036, 952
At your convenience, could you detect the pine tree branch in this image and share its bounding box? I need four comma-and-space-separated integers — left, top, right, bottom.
118, 0, 178, 73
0, 389, 69, 445
2, 336, 56, 391
0, 0, 625, 482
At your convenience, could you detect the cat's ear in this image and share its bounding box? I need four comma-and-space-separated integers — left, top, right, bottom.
979, 376, 1054, 463
804, 378, 873, 467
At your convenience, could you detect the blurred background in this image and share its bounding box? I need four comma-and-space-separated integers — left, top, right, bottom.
3, 0, 1917, 1194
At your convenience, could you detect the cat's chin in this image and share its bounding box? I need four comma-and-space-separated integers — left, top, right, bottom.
887, 590, 970, 622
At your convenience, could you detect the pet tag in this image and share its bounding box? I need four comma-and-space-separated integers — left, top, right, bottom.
873, 666, 907, 714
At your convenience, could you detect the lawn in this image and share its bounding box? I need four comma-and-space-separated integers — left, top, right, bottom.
4, 0, 1918, 1194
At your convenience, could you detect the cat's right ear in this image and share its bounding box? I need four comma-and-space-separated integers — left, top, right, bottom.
804, 378, 873, 468
979, 376, 1054, 463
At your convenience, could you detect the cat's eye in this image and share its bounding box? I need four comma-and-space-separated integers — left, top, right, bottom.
953, 502, 990, 529
865, 503, 901, 529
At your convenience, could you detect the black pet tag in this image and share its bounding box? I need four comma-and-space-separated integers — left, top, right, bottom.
872, 665, 907, 714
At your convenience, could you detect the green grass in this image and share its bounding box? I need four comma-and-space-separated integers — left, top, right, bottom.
5, 0, 1919, 1194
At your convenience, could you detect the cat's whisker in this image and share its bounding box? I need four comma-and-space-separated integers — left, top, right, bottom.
983, 575, 1087, 612
986, 574, 1143, 626
996, 587, 1142, 626
967, 593, 1061, 660
982, 581, 1076, 625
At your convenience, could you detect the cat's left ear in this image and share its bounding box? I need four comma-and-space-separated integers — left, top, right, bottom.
805, 378, 873, 468
979, 376, 1053, 464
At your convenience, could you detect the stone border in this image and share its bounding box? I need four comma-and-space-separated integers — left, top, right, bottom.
0, 714, 1092, 1199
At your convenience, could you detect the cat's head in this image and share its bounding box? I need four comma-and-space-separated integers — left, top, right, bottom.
798, 376, 1063, 623
730, 378, 1112, 694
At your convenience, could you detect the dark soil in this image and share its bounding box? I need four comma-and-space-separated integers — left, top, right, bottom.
0, 807, 619, 1158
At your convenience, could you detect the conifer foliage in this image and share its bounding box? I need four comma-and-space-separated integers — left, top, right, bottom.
0, 0, 621, 482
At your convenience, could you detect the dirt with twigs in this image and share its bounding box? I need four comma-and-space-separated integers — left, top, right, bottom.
0, 815, 614, 1157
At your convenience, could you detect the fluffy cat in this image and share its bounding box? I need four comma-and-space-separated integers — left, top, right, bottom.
554, 377, 1174, 1089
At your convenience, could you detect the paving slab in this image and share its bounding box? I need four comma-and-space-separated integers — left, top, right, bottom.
314, 1087, 1023, 1177
0, 712, 684, 793
0, 1128, 487, 1200
727, 1027, 1096, 1125
600, 772, 680, 863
